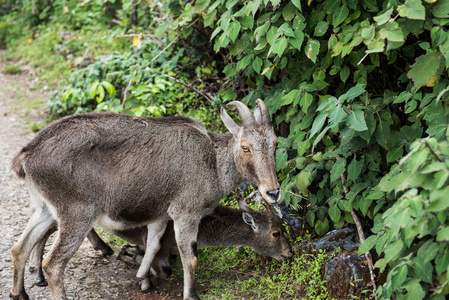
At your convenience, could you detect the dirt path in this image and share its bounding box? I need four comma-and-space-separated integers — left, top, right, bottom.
0, 59, 183, 299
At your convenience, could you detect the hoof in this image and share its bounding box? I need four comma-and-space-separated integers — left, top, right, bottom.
9, 292, 29, 300
140, 278, 154, 293
35, 279, 48, 287
162, 266, 172, 278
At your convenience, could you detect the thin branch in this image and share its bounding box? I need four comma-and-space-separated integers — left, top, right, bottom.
162, 74, 214, 103
340, 172, 378, 300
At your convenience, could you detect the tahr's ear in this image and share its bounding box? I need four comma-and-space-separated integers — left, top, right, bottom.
221, 106, 240, 136
238, 199, 254, 213
242, 212, 259, 231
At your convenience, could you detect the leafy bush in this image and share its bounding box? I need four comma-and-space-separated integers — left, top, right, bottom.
171, 0, 449, 298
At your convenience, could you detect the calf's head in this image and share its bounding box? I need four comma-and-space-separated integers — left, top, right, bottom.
238, 201, 293, 261
221, 99, 280, 204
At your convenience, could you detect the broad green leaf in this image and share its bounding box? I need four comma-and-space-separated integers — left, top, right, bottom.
272, 37, 288, 56
333, 5, 349, 27
101, 81, 116, 97
347, 110, 368, 131
359, 197, 373, 216
345, 85, 366, 101
229, 21, 241, 42
300, 92, 313, 113
437, 226, 449, 241
414, 260, 433, 284
397, 0, 425, 20
408, 52, 444, 89
282, 1, 297, 21
305, 39, 320, 63
358, 235, 378, 255
340, 66, 350, 83
297, 140, 311, 156
252, 57, 263, 74
432, 0, 449, 18
387, 145, 404, 164
329, 204, 341, 222
384, 239, 405, 264
276, 148, 288, 171
89, 82, 99, 99
271, 0, 281, 7
296, 170, 312, 195
315, 218, 330, 236
379, 22, 405, 42
409, 148, 429, 173
374, 8, 394, 25
292, 0, 302, 10
401, 278, 425, 299
281, 89, 300, 106
436, 250, 449, 274
314, 21, 329, 37
330, 157, 346, 182
306, 210, 315, 227
392, 265, 408, 290
310, 113, 328, 138
348, 158, 363, 182
427, 187, 449, 212
290, 30, 304, 50
375, 120, 390, 149
329, 105, 344, 127
366, 39, 385, 53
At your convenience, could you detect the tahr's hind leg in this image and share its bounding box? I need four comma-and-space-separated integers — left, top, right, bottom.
42, 215, 95, 300
87, 229, 114, 256
10, 206, 56, 300
28, 221, 57, 287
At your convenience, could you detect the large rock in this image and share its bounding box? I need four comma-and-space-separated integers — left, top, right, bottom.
306, 228, 373, 298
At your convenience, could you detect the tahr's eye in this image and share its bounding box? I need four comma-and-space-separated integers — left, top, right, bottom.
273, 231, 280, 238
242, 146, 251, 153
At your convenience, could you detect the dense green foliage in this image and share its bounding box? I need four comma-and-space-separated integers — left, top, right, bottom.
1, 0, 449, 299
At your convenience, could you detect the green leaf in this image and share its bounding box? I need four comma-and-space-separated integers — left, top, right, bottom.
310, 113, 328, 138
358, 235, 378, 255
281, 89, 300, 106
100, 81, 116, 97
290, 30, 304, 51
315, 218, 329, 236
314, 21, 329, 37
333, 5, 349, 27
305, 39, 320, 63
252, 57, 263, 74
374, 8, 394, 25
384, 239, 405, 264
347, 110, 368, 131
432, 0, 449, 18
397, 0, 425, 20
375, 120, 390, 149
229, 21, 241, 42
387, 145, 404, 164
340, 66, 350, 83
407, 52, 444, 89
276, 148, 288, 171
283, 1, 297, 21
392, 265, 408, 290
272, 36, 288, 56
437, 226, 449, 241
344, 85, 366, 101
296, 170, 312, 195
329, 205, 341, 222
359, 197, 373, 216
348, 158, 363, 182
292, 0, 302, 10
330, 157, 346, 182
401, 278, 425, 299
300, 92, 313, 113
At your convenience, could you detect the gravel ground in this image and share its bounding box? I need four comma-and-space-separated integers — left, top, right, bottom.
0, 60, 182, 299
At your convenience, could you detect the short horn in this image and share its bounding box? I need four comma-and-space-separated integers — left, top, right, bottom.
255, 99, 271, 126
227, 101, 256, 128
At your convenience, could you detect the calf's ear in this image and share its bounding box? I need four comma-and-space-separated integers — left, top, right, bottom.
242, 212, 259, 231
